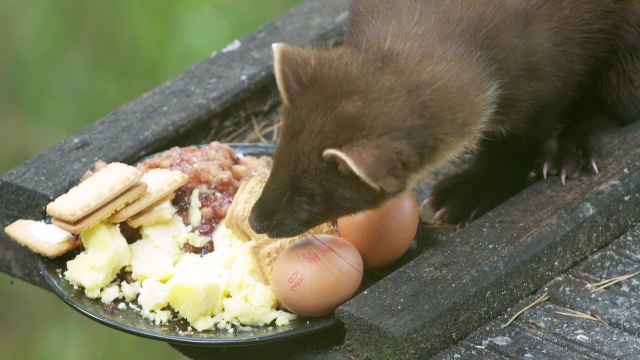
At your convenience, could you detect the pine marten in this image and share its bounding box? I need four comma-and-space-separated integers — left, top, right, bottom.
249, 0, 640, 237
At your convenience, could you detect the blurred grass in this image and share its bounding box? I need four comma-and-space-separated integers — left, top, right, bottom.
0, 0, 301, 359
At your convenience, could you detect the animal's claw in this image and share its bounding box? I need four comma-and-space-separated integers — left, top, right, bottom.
591, 158, 599, 175
433, 208, 447, 222
468, 208, 479, 223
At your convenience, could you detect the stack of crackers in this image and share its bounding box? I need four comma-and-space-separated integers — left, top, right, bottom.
4, 162, 188, 258
225, 176, 337, 287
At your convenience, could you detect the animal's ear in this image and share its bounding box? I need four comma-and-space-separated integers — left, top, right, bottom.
322, 141, 404, 193
272, 43, 314, 105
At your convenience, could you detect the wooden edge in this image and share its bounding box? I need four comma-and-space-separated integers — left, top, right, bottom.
336, 121, 640, 359
0, 0, 350, 288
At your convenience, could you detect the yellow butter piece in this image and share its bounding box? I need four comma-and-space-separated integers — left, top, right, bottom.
139, 215, 188, 261
138, 279, 169, 312
65, 222, 131, 294
166, 253, 226, 327
130, 240, 175, 282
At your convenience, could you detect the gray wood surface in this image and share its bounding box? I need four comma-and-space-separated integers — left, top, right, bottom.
436, 224, 640, 359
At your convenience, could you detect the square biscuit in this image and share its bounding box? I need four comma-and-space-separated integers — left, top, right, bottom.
126, 195, 176, 228
47, 162, 143, 222
109, 169, 188, 223
52, 181, 147, 234
4, 219, 78, 258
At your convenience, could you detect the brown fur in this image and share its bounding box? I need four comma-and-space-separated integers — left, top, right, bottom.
250, 0, 640, 237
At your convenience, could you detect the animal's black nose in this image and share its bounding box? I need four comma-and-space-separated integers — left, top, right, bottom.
248, 204, 268, 234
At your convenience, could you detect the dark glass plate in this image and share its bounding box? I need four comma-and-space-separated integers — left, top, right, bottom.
37, 142, 423, 346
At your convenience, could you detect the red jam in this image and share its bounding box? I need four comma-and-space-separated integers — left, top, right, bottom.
136, 142, 272, 248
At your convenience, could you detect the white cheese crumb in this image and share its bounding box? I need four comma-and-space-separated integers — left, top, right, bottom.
100, 283, 122, 303
188, 188, 202, 227
120, 281, 141, 302
29, 221, 71, 244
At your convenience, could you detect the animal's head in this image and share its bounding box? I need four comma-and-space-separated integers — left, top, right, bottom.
248, 42, 495, 237
248, 43, 419, 238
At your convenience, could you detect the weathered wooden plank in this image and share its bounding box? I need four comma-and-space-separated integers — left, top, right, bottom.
0, 0, 350, 287
439, 321, 589, 360
518, 302, 640, 359
437, 224, 640, 359
336, 121, 640, 359
547, 276, 640, 336
520, 302, 640, 358
438, 342, 507, 360
437, 300, 640, 359
570, 251, 640, 294
547, 275, 640, 336
609, 225, 640, 261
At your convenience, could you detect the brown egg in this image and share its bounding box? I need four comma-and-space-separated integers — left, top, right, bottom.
337, 192, 419, 269
271, 234, 363, 317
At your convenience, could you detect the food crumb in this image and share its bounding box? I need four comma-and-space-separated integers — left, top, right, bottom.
576, 334, 589, 342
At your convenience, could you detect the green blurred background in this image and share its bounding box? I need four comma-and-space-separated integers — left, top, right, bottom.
0, 0, 301, 359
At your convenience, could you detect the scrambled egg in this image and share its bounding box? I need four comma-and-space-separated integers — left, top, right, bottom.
64, 216, 296, 331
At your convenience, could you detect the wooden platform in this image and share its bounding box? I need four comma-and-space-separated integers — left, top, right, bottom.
437, 224, 640, 359
1, 0, 639, 359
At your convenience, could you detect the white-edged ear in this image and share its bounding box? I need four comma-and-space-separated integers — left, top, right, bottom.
323, 148, 382, 191
272, 43, 314, 105
322, 143, 404, 193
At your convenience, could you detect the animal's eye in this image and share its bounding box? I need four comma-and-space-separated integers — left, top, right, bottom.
297, 191, 318, 205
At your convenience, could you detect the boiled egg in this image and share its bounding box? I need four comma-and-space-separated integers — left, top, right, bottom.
337, 192, 419, 269
271, 234, 363, 317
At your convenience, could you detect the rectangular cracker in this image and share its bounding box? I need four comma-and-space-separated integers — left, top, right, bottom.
109, 169, 188, 223
126, 195, 176, 228
52, 181, 147, 233
4, 219, 78, 258
46, 162, 143, 222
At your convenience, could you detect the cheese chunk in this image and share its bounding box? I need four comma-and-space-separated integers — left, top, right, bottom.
65, 222, 131, 296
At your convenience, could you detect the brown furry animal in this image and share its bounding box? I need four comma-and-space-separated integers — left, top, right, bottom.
249, 0, 640, 237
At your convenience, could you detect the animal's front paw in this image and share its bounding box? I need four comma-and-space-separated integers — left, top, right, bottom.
540, 125, 604, 184
427, 166, 528, 225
